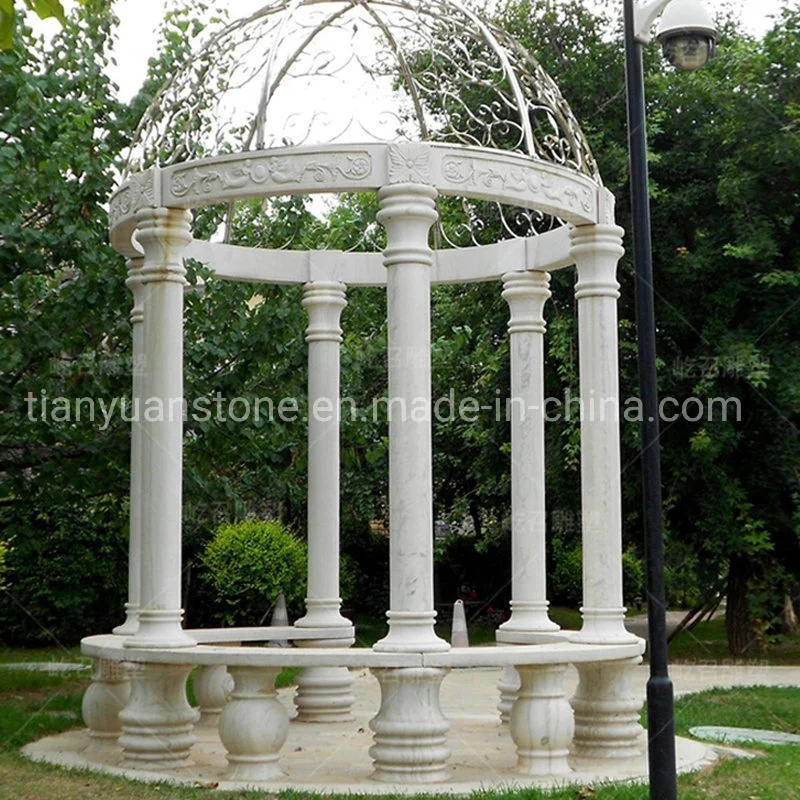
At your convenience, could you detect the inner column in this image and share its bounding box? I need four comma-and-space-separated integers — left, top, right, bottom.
373, 181, 449, 653
113, 256, 145, 636
497, 270, 560, 636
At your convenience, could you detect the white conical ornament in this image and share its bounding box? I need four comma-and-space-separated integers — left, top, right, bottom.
269, 592, 291, 648
450, 599, 469, 648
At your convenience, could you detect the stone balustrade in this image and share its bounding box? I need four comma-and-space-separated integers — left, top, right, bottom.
81, 633, 645, 784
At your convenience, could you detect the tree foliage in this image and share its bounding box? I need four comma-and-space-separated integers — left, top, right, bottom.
1, 0, 67, 50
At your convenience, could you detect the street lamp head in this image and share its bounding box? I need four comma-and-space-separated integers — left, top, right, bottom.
656, 0, 716, 70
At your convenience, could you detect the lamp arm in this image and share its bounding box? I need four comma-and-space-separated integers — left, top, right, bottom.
633, 0, 673, 44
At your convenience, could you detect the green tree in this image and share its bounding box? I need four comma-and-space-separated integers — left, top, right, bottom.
0, 2, 137, 643
500, 0, 800, 653
641, 8, 800, 653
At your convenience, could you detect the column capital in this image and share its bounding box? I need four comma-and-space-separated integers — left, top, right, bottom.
134, 207, 192, 285
302, 281, 347, 344
571, 223, 624, 301
501, 271, 551, 336
569, 222, 625, 254
377, 183, 438, 271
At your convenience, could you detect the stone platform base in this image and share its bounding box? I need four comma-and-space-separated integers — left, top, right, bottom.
24, 669, 718, 795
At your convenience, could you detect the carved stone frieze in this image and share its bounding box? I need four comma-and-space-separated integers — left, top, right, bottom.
387, 143, 433, 185
109, 170, 156, 228
168, 152, 373, 199
440, 155, 594, 214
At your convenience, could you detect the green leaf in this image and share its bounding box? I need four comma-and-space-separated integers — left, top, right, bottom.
25, 0, 66, 23
0, 8, 14, 50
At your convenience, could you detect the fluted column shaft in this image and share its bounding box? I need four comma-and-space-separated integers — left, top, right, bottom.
126, 207, 195, 649
374, 183, 448, 653
499, 271, 559, 635
570, 224, 636, 645
114, 258, 145, 636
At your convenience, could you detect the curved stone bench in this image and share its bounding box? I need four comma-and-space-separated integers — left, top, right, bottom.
186, 625, 355, 644
81, 632, 645, 784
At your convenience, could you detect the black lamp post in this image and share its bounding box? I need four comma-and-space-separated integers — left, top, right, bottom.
622, 1, 716, 798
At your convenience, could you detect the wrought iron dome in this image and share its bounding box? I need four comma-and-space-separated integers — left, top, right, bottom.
126, 0, 600, 184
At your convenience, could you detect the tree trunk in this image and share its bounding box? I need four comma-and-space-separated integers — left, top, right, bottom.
783, 594, 799, 634
469, 499, 482, 540
725, 555, 761, 656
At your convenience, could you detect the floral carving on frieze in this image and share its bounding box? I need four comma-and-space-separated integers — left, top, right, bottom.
169, 153, 372, 198
109, 171, 156, 227
387, 143, 432, 184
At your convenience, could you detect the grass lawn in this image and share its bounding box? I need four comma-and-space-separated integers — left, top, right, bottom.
667, 616, 800, 665
1, 644, 799, 800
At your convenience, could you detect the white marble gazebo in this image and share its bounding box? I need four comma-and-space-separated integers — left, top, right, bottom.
73, 0, 652, 790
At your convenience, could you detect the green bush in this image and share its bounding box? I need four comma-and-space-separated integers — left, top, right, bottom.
549, 541, 646, 609
341, 516, 390, 617
622, 548, 645, 607
549, 538, 583, 607
0, 493, 128, 646
201, 519, 307, 626
434, 531, 511, 610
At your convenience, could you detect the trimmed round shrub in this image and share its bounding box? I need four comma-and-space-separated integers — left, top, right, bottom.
201, 519, 307, 626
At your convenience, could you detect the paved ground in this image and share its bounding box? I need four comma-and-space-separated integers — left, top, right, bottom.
624, 610, 693, 641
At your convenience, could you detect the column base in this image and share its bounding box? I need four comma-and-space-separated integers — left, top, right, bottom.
119, 663, 198, 770
570, 607, 640, 645
294, 599, 352, 629
510, 665, 574, 776
571, 657, 645, 761
497, 665, 520, 724
293, 620, 356, 721
112, 604, 140, 636
82, 659, 130, 754
195, 664, 233, 727
373, 611, 450, 653
124, 610, 197, 650
369, 667, 451, 783
499, 601, 560, 634
294, 666, 355, 723
219, 666, 288, 782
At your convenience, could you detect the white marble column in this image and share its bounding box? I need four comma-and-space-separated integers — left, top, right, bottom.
114, 258, 145, 636
369, 667, 451, 783
497, 665, 520, 723
570, 224, 638, 645
294, 280, 354, 721
119, 662, 198, 769
219, 666, 289, 781
125, 207, 195, 649
510, 664, 574, 775
296, 281, 350, 628
571, 657, 645, 760
373, 182, 448, 653
195, 664, 233, 727
498, 271, 559, 635
81, 659, 130, 754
